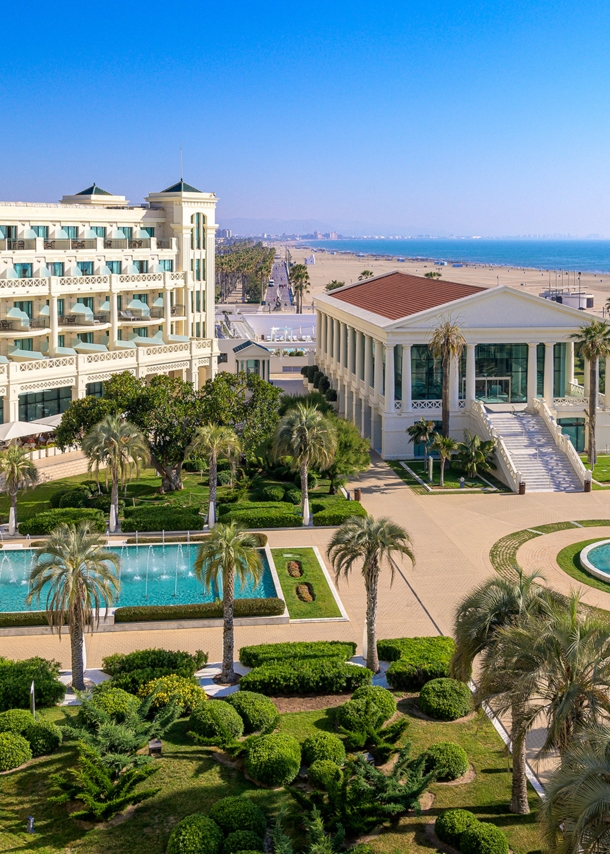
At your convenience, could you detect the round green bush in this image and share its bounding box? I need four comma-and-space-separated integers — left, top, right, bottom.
308, 759, 343, 790
57, 486, 92, 508
0, 731, 32, 771
352, 685, 396, 721
140, 675, 206, 714
435, 809, 479, 848
222, 831, 264, 854
261, 485, 285, 502
0, 709, 35, 735
336, 698, 382, 732
218, 471, 233, 486
91, 686, 141, 722
244, 733, 301, 786
189, 701, 244, 742
209, 796, 266, 836
225, 692, 279, 735
460, 822, 509, 854
283, 489, 302, 505
167, 814, 223, 854
419, 679, 473, 721
423, 742, 469, 781
25, 721, 63, 757
302, 732, 346, 766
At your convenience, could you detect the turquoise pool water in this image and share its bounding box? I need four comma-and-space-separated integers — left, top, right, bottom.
0, 545, 276, 612
583, 542, 610, 577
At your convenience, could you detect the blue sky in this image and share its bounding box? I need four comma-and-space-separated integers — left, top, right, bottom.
1, 1, 609, 236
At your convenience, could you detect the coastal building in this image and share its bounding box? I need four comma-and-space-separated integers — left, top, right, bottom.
0, 181, 218, 422
315, 271, 609, 492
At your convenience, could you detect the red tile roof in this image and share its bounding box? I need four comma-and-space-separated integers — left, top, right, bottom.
329, 272, 486, 320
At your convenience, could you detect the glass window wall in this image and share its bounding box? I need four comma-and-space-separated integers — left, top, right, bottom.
474, 344, 528, 403
412, 345, 442, 400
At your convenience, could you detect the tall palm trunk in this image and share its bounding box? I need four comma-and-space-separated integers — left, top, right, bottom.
301, 458, 310, 526
439, 453, 446, 487
441, 351, 450, 437
365, 564, 380, 672
209, 451, 218, 527
9, 484, 18, 531
221, 564, 235, 683
589, 357, 598, 465
110, 467, 119, 532
509, 698, 530, 814
71, 596, 86, 691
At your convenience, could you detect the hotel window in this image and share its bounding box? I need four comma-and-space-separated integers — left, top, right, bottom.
31, 225, 48, 238
195, 322, 201, 337
134, 293, 148, 305
15, 264, 33, 279
77, 297, 94, 310
133, 327, 148, 338
121, 227, 133, 240
106, 261, 121, 274
394, 344, 402, 401
58, 335, 65, 348
0, 226, 5, 239
77, 261, 94, 276
86, 382, 104, 398
57, 299, 64, 317
192, 258, 202, 280
133, 260, 148, 274
63, 226, 78, 240
91, 226, 106, 238
77, 333, 93, 344
19, 386, 72, 422
159, 259, 173, 272
141, 227, 155, 237
13, 338, 34, 351
190, 213, 204, 249
411, 345, 442, 400
195, 291, 201, 311
117, 296, 122, 311
49, 262, 64, 276
14, 301, 33, 319
3, 226, 17, 240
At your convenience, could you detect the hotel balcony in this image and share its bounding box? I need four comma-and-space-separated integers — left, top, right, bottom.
0, 271, 187, 299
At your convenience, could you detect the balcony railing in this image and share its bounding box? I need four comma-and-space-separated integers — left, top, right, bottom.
104, 239, 128, 250
150, 304, 185, 318
128, 238, 151, 249
0, 239, 36, 250
0, 318, 48, 331
58, 315, 107, 326
43, 239, 97, 250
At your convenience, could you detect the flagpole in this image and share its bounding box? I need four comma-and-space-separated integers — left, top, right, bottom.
30, 680, 35, 719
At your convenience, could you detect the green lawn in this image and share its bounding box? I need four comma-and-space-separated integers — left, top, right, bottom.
0, 693, 542, 854
272, 547, 342, 619
387, 460, 506, 494
556, 537, 610, 594
582, 454, 610, 486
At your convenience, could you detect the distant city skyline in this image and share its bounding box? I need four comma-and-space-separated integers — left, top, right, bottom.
1, 2, 610, 237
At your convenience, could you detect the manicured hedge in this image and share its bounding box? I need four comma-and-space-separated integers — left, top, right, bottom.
220, 508, 300, 529
312, 502, 367, 526
167, 815, 223, 854
239, 640, 356, 668
114, 598, 285, 623
336, 698, 383, 732
461, 822, 509, 854
308, 759, 343, 790
302, 732, 346, 766
0, 612, 49, 628
435, 809, 479, 848
0, 709, 35, 735
260, 485, 285, 502
0, 657, 65, 711
423, 742, 469, 781
208, 796, 266, 837
419, 678, 474, 721
351, 685, 396, 721
90, 686, 141, 722
244, 733, 301, 786
225, 692, 279, 734
189, 701, 244, 743
102, 647, 206, 694
0, 732, 32, 771
140, 675, 206, 714
239, 659, 372, 697
223, 831, 264, 854
121, 506, 204, 532
379, 636, 455, 690
19, 508, 106, 536
25, 721, 63, 757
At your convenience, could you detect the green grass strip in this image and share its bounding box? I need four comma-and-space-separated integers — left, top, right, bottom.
271, 547, 341, 619
556, 538, 610, 594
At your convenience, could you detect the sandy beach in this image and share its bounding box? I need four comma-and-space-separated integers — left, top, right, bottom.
279, 244, 610, 317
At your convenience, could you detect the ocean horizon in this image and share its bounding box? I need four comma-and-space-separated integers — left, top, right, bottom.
306, 238, 610, 273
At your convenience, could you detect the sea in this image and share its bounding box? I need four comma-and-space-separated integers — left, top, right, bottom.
306, 239, 610, 273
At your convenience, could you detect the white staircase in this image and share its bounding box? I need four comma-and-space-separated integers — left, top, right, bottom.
486, 409, 583, 493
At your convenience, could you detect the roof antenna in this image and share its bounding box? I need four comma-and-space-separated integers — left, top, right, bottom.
180, 145, 183, 181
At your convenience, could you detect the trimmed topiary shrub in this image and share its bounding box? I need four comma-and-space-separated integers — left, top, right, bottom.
240, 659, 371, 697
209, 796, 266, 837
239, 640, 356, 668
102, 647, 206, 694
283, 489, 301, 505
335, 698, 382, 732
189, 701, 244, 743
57, 485, 93, 508
139, 675, 206, 714
0, 709, 35, 735
222, 831, 264, 854
167, 814, 223, 854
379, 636, 455, 690
302, 732, 346, 766
460, 822, 509, 854
435, 809, 479, 848
244, 733, 301, 786
225, 692, 279, 734
352, 685, 396, 722
25, 721, 63, 757
114, 598, 283, 623
121, 506, 204, 532
260, 485, 285, 502
423, 742, 469, 781
0, 731, 32, 771
325, 388, 338, 402
19, 508, 105, 536
220, 508, 300, 528
312, 503, 367, 526
0, 657, 65, 711
419, 678, 473, 721
308, 758, 343, 790
90, 686, 141, 722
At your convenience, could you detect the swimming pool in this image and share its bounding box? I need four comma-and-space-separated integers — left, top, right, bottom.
579, 540, 610, 584
0, 544, 278, 612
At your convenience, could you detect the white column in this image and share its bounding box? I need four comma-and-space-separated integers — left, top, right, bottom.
374, 339, 383, 401
544, 342, 555, 404
465, 343, 476, 407
346, 326, 353, 376
527, 342, 538, 407
317, 312, 325, 362
567, 341, 575, 385
364, 335, 372, 390
49, 294, 59, 356
384, 344, 395, 413
109, 292, 118, 350
449, 354, 460, 411
401, 344, 412, 413
185, 274, 193, 338
326, 315, 332, 359
356, 330, 363, 381
339, 321, 346, 374
163, 283, 172, 344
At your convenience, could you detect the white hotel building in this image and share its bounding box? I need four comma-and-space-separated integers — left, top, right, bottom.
316, 271, 610, 492
0, 181, 218, 422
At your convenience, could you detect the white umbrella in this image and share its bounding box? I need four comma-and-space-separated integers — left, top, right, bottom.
0, 421, 54, 442
32, 414, 62, 428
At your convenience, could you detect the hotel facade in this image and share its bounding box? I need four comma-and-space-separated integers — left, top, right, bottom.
0, 181, 218, 423
315, 272, 609, 492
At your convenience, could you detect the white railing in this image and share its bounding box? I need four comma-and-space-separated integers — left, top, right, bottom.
553, 396, 588, 408
568, 381, 585, 397
394, 399, 402, 411
0, 278, 49, 291
16, 356, 76, 372
412, 399, 442, 410
470, 400, 522, 492
533, 397, 588, 488
458, 399, 466, 409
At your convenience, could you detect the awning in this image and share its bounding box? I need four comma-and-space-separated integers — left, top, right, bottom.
72, 342, 108, 353
0, 421, 55, 441
169, 333, 189, 342
2, 267, 18, 280
152, 296, 164, 307
113, 340, 137, 350
99, 300, 110, 312
70, 303, 94, 317
6, 308, 30, 325
32, 414, 63, 428
39, 305, 50, 316
8, 349, 46, 362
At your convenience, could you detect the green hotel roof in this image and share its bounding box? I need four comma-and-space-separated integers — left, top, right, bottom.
76, 183, 112, 196
161, 180, 202, 194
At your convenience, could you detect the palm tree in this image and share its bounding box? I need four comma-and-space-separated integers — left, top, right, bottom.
540, 724, 610, 854
455, 430, 496, 478
325, 280, 345, 292
429, 434, 458, 486
289, 264, 310, 314
273, 403, 336, 526
328, 515, 414, 673
0, 445, 38, 534
450, 569, 552, 814
27, 522, 120, 691
571, 320, 610, 465
406, 418, 436, 466
358, 270, 374, 280
429, 319, 466, 437
82, 415, 149, 533
194, 522, 263, 683
189, 425, 241, 527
